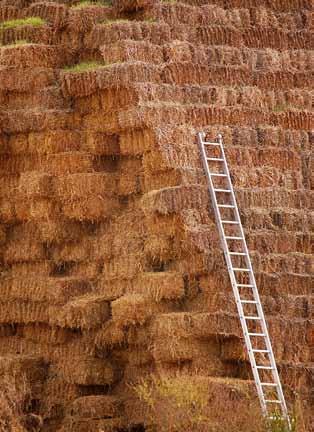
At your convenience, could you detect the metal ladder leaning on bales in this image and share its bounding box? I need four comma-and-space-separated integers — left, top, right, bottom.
198, 132, 290, 429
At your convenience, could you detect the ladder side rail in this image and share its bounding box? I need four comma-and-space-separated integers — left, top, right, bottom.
197, 133, 267, 413
217, 135, 290, 426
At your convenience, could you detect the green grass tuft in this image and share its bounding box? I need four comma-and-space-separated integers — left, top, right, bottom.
63, 61, 109, 73
0, 17, 45, 30
72, 0, 112, 8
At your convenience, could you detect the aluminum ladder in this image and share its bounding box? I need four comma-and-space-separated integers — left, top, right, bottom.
198, 132, 290, 429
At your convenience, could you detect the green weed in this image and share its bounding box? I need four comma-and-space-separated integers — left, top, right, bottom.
63, 61, 109, 73
72, 0, 112, 8
0, 17, 45, 30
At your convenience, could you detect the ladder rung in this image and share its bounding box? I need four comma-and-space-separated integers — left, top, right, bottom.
241, 300, 258, 304
214, 188, 231, 193
218, 204, 235, 208
237, 283, 253, 287
256, 366, 273, 370
209, 173, 227, 177
225, 236, 243, 240
232, 267, 250, 272
261, 383, 277, 387
229, 252, 246, 255
207, 157, 224, 161
248, 333, 265, 337
252, 349, 269, 353
265, 400, 281, 404
222, 220, 239, 224
203, 142, 220, 146
244, 316, 261, 320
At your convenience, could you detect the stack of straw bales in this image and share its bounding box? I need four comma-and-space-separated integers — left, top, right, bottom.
0, 0, 312, 430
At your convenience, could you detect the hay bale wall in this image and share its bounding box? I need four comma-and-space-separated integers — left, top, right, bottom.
0, 0, 312, 431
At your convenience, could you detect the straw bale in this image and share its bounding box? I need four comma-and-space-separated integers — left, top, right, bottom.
0, 6, 19, 22
0, 355, 47, 382
163, 63, 253, 87
113, 0, 153, 12
143, 168, 203, 192
62, 195, 120, 221
67, 4, 110, 32
68, 261, 102, 278
84, 132, 120, 155
101, 39, 163, 64
57, 357, 115, 385
18, 171, 52, 198
151, 334, 223, 366
0, 324, 15, 337
86, 21, 171, 48
40, 374, 81, 420
68, 395, 121, 419
61, 61, 161, 98
0, 301, 49, 324
18, 323, 75, 345
58, 416, 124, 432
117, 158, 143, 196
95, 278, 127, 300
0, 25, 54, 46
134, 272, 185, 301
95, 320, 126, 348
0, 44, 68, 68
14, 198, 59, 222
151, 312, 242, 341
27, 2, 69, 28
221, 337, 247, 362
1, 109, 77, 134
141, 185, 208, 216
119, 128, 154, 156
0, 276, 93, 304
55, 172, 117, 200
111, 294, 158, 327
9, 261, 54, 277
40, 151, 94, 175
50, 294, 110, 330
26, 130, 82, 154
3, 234, 45, 264
102, 254, 144, 280
0, 66, 55, 92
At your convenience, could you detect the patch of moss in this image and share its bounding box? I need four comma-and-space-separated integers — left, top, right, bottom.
0, 17, 45, 30
72, 0, 112, 8
63, 61, 108, 73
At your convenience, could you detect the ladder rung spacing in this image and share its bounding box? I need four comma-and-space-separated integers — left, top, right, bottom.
204, 142, 221, 146
198, 132, 290, 429
248, 333, 265, 337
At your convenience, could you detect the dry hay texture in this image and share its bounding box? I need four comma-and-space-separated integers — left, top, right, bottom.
0, 0, 313, 431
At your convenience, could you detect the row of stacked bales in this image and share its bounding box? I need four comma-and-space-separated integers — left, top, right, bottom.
0, 0, 313, 430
